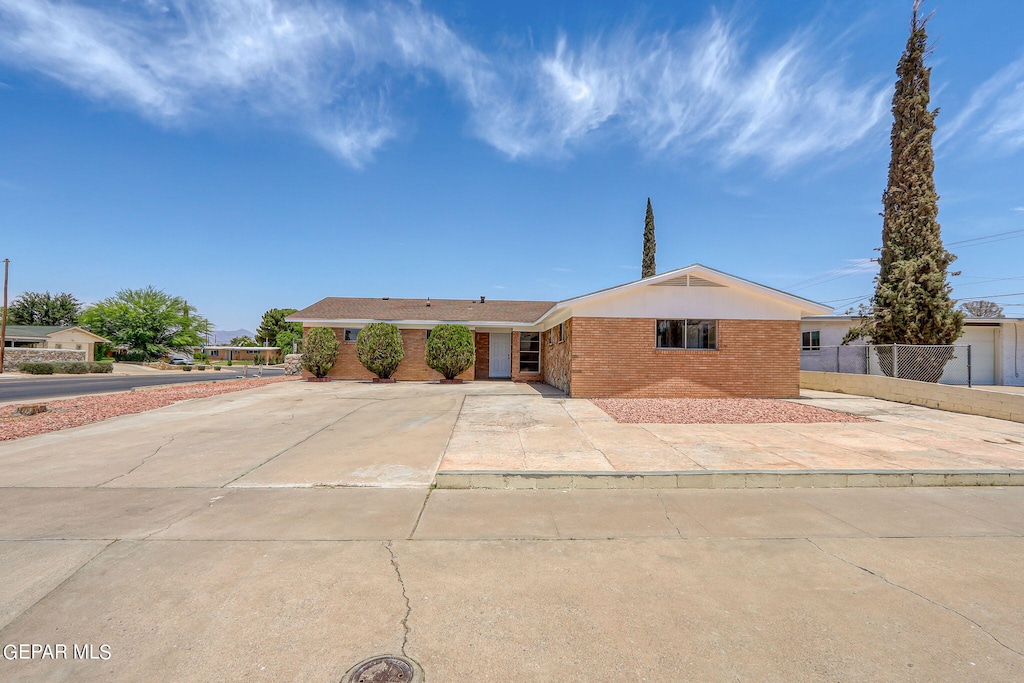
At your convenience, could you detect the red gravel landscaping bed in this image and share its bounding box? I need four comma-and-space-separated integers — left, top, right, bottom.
0, 376, 299, 441
591, 398, 872, 424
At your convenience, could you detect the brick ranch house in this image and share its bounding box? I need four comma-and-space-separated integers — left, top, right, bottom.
287, 264, 831, 398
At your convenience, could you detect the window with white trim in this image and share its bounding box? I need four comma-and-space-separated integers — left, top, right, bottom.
656, 320, 717, 350
519, 332, 540, 373
801, 330, 820, 351
343, 328, 361, 342
557, 322, 566, 343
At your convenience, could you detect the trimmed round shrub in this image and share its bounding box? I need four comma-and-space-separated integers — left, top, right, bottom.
88, 362, 113, 373
356, 322, 405, 379
302, 326, 340, 378
18, 362, 55, 375
425, 324, 475, 380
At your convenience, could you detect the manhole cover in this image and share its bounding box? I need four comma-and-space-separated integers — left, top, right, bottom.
342, 655, 424, 683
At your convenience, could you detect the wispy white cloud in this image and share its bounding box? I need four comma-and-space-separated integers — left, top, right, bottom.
468, 17, 889, 169
0, 0, 478, 166
0, 1, 888, 169
939, 55, 1024, 151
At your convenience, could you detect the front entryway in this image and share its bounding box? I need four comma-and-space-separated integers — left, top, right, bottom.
489, 333, 512, 378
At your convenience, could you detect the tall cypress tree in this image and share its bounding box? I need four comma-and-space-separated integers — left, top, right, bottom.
642, 198, 656, 278
848, 0, 962, 347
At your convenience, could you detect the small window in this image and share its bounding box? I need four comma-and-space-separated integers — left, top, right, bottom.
55, 343, 62, 349
557, 323, 566, 343
343, 328, 361, 343
656, 320, 717, 350
76, 344, 82, 350
801, 330, 820, 351
519, 332, 540, 373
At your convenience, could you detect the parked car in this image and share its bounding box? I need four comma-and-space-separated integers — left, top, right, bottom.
168, 355, 194, 365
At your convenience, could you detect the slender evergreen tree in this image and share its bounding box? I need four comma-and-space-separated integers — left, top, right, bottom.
642, 198, 656, 278
847, 0, 962, 348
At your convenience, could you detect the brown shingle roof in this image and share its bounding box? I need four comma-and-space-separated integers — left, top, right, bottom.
289, 297, 556, 325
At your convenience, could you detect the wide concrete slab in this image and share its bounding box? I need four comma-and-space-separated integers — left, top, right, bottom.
0, 488, 216, 540
2, 489, 1022, 682
0, 540, 406, 682
440, 389, 1024, 477
0, 540, 111, 629
414, 489, 709, 540
150, 488, 427, 540
397, 538, 1024, 682
233, 394, 463, 487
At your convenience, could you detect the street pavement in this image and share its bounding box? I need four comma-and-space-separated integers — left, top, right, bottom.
1, 381, 1023, 681
0, 366, 284, 403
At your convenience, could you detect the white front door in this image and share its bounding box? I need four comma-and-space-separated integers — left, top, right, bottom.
489, 333, 512, 378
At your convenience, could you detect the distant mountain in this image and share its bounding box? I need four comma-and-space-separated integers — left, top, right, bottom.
210, 329, 255, 345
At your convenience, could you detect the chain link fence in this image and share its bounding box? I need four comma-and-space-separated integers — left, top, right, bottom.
801, 344, 972, 387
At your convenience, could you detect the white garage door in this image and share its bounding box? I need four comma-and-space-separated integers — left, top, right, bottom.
960, 326, 996, 385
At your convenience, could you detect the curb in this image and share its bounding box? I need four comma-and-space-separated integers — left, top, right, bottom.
434, 470, 1024, 490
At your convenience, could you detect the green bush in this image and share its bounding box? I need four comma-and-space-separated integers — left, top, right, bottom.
213, 365, 221, 371
182, 365, 192, 371
88, 362, 113, 373
301, 327, 340, 378
356, 323, 405, 379
18, 362, 55, 375
197, 364, 206, 370
425, 324, 475, 380
113, 350, 148, 362
49, 361, 89, 374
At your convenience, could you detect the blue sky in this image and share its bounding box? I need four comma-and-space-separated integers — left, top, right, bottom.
1, 0, 1022, 331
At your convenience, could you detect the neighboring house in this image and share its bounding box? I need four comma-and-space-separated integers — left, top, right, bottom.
800, 315, 1024, 386
202, 346, 280, 363
1, 325, 110, 360
288, 264, 831, 398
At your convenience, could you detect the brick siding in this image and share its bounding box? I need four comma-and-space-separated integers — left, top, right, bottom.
568, 318, 799, 398
474, 332, 490, 380
305, 327, 475, 381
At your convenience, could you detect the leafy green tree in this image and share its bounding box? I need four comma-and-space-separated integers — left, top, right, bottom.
301, 327, 339, 378
846, 1, 962, 348
6, 291, 82, 326
256, 308, 301, 346
356, 323, 405, 379
642, 198, 657, 278
425, 324, 475, 380
276, 329, 303, 356
79, 287, 211, 359
229, 336, 258, 347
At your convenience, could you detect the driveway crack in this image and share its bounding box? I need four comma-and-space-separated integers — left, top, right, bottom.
98, 435, 176, 486
383, 541, 412, 656
656, 491, 684, 539
806, 538, 1024, 658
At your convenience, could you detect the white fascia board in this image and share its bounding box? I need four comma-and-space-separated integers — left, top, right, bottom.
534, 263, 831, 325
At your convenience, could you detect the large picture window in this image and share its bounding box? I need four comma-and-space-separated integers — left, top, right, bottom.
343, 328, 361, 342
656, 320, 717, 350
519, 332, 540, 373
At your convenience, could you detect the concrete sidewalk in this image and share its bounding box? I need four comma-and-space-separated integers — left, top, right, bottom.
1, 486, 1022, 681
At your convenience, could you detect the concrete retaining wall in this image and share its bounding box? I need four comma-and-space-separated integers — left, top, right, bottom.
2, 348, 88, 372
801, 371, 1024, 424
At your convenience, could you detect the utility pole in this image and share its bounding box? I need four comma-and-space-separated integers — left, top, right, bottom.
0, 259, 9, 374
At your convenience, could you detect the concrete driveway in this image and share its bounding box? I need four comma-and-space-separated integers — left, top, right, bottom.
2, 380, 1024, 681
